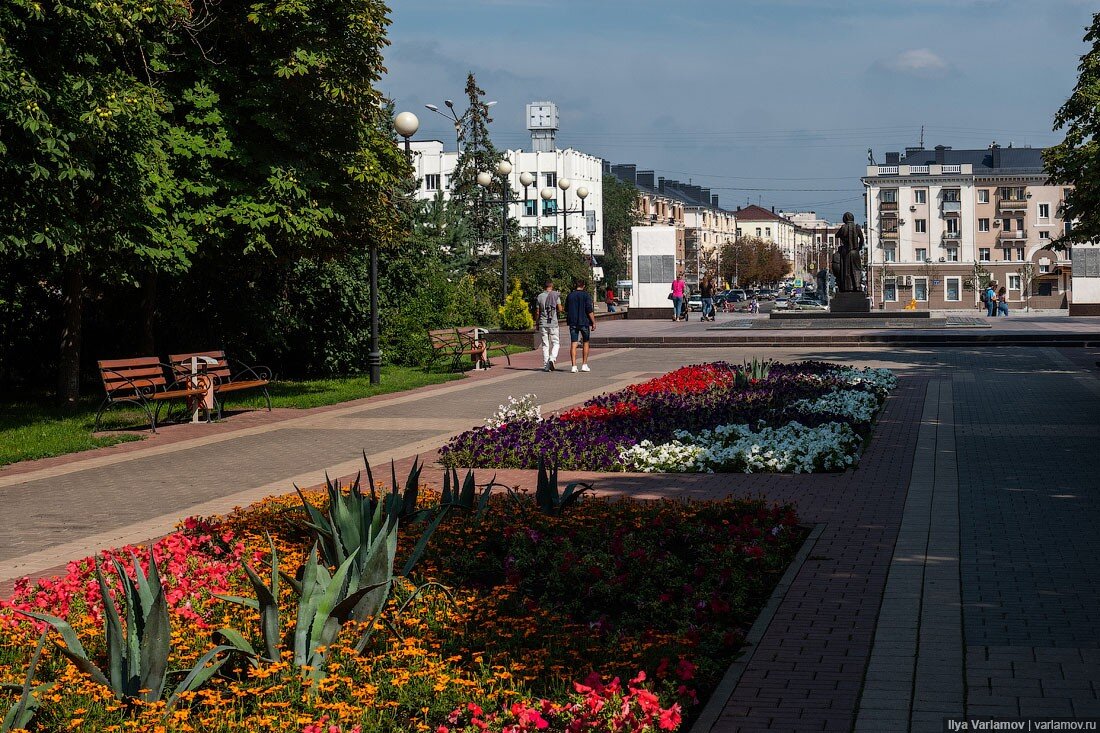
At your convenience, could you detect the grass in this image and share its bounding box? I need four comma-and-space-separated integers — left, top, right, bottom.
0, 361, 506, 467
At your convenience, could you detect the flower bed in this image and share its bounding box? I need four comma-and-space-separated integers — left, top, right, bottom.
440, 360, 897, 473
0, 487, 803, 732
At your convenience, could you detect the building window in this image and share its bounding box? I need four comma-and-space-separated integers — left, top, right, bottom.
755, 227, 762, 237
999, 186, 1026, 201
947, 247, 959, 262
544, 172, 556, 188
424, 174, 441, 191
884, 247, 896, 263
945, 276, 961, 302
1002, 248, 1012, 261
915, 247, 928, 262
914, 190, 927, 204
978, 189, 990, 204
1016, 247, 1024, 261
442, 175, 449, 190
1007, 274, 1022, 291
978, 218, 990, 232
1016, 218, 1024, 232
915, 219, 927, 233
1039, 263, 1050, 274
540, 226, 558, 243
736, 227, 742, 237
884, 278, 898, 302
1065, 220, 1075, 236
979, 248, 990, 262
1002, 218, 1012, 231
765, 227, 771, 237
542, 199, 557, 215
946, 218, 960, 235
1039, 230, 1050, 240
943, 189, 960, 202
523, 199, 537, 217
521, 226, 539, 239
881, 189, 898, 203
914, 277, 929, 301
1037, 203, 1050, 222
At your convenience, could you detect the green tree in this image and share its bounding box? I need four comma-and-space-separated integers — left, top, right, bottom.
1044, 12, 1100, 248
449, 73, 507, 268
600, 174, 640, 287
505, 235, 592, 307
719, 237, 789, 287
498, 280, 534, 330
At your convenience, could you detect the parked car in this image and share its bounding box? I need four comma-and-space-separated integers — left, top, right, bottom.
774, 295, 789, 307
756, 289, 777, 300
786, 296, 827, 311
687, 294, 703, 312
728, 289, 747, 302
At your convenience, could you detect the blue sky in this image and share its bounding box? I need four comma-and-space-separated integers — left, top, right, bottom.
380, 0, 1092, 221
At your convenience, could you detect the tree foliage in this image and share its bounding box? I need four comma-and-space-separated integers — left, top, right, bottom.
1044, 12, 1100, 248
504, 235, 592, 308
600, 174, 640, 288
498, 280, 534, 331
719, 237, 790, 287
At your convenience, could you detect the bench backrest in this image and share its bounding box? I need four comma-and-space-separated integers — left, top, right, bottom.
428, 329, 460, 349
168, 350, 231, 381
98, 357, 167, 395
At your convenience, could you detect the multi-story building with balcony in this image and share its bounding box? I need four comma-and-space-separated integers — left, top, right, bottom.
732, 205, 803, 275
862, 144, 1074, 310
604, 163, 736, 290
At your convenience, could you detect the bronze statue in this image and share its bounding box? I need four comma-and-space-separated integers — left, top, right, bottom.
831, 211, 864, 293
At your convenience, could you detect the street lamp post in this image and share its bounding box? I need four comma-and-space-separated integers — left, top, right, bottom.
478, 160, 534, 302
379, 110, 421, 386
424, 99, 497, 153
540, 179, 590, 271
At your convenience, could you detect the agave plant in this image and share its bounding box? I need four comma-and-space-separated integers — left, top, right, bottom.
17, 549, 232, 709
440, 466, 500, 520
1, 632, 52, 733
732, 357, 772, 387
533, 457, 591, 516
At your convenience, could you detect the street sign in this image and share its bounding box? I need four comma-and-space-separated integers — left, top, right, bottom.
585, 210, 597, 235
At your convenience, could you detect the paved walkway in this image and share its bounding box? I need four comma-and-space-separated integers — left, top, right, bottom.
3, 343, 1100, 731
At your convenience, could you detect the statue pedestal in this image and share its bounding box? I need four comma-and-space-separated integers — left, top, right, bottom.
829, 292, 871, 313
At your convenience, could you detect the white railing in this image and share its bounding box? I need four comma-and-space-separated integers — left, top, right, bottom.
942, 165, 962, 173
910, 165, 929, 174
877, 165, 899, 175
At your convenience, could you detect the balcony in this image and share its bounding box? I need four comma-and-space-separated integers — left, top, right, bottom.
910, 165, 929, 174
942, 165, 962, 174
877, 165, 899, 175
879, 200, 898, 212
942, 231, 961, 243
998, 198, 1028, 211
879, 229, 899, 240
941, 200, 962, 214
999, 230, 1027, 242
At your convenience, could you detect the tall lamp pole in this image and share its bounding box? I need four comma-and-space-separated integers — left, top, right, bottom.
424, 99, 497, 153
479, 160, 534, 302
540, 179, 589, 248
377, 110, 420, 386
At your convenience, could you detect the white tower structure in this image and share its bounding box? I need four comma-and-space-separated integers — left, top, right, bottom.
526, 101, 559, 152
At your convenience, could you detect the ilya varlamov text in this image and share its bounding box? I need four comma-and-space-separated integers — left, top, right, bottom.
946, 721, 1098, 731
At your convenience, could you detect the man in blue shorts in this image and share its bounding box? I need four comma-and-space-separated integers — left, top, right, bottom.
565, 278, 596, 373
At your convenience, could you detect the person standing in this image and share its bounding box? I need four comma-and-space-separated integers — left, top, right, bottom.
565, 278, 596, 373
671, 272, 686, 321
985, 281, 998, 317
604, 286, 617, 314
997, 286, 1009, 317
700, 275, 715, 322
534, 279, 563, 371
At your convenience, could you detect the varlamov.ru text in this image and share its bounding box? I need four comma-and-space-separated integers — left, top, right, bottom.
946, 721, 1097, 731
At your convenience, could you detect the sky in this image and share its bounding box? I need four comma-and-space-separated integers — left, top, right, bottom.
380, 0, 1093, 222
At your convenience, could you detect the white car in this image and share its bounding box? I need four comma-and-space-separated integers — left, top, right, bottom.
787, 297, 827, 311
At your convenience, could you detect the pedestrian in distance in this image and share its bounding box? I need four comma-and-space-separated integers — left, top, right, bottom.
983, 281, 998, 317
604, 286, 617, 314
700, 275, 715, 322
534, 279, 563, 372
997, 286, 1009, 317
565, 278, 596, 373
671, 272, 686, 322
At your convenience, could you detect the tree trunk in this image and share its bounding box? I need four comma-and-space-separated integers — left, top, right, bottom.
57, 259, 84, 407
138, 271, 157, 354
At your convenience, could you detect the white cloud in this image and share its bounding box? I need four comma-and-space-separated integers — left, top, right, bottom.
881, 48, 952, 78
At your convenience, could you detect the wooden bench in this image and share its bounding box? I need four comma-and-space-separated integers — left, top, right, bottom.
95, 357, 212, 432
427, 328, 511, 372
168, 350, 272, 419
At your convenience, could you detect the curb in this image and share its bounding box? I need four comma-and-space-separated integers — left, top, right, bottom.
689, 522, 826, 733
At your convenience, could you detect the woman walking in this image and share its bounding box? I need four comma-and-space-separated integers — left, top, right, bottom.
700, 275, 715, 322
671, 273, 686, 321
997, 286, 1009, 317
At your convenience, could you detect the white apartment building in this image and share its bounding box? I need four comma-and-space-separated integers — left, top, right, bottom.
862, 144, 1074, 310
407, 102, 604, 257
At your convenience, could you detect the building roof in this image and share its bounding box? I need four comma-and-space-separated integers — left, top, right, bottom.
731, 204, 786, 221
896, 145, 1046, 175
604, 161, 732, 213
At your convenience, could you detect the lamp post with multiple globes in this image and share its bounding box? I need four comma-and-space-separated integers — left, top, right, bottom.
477, 159, 535, 303
540, 178, 591, 271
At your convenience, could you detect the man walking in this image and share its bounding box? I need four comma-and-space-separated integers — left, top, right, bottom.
534, 279, 563, 371
565, 278, 596, 373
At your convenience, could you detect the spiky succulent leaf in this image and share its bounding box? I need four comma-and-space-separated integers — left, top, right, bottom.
1, 631, 50, 733
137, 583, 170, 701
163, 645, 236, 712
14, 611, 110, 688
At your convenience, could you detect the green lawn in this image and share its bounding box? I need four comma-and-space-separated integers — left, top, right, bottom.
0, 364, 478, 467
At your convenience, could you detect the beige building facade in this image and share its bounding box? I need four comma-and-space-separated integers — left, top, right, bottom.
862, 144, 1074, 311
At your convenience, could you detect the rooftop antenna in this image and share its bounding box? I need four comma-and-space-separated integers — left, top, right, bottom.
919, 125, 924, 149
